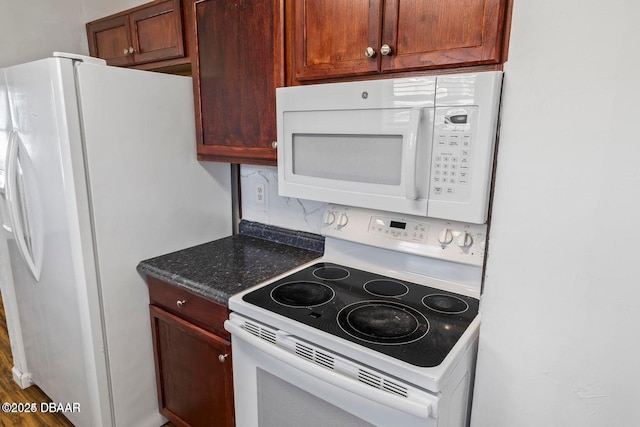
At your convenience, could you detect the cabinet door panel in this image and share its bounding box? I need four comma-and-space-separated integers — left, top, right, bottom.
382, 0, 506, 71
294, 0, 382, 80
131, 0, 184, 64
87, 15, 133, 66
150, 305, 234, 427
193, 0, 282, 164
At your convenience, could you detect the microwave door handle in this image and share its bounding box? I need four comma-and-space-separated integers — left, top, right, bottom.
405, 109, 422, 200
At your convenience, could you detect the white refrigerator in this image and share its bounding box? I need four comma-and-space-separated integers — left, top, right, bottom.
0, 53, 233, 426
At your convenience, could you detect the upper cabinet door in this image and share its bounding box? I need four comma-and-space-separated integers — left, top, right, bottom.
86, 0, 189, 70
294, 0, 383, 81
381, 0, 507, 72
130, 0, 184, 64
192, 0, 283, 165
87, 14, 133, 66
288, 0, 511, 83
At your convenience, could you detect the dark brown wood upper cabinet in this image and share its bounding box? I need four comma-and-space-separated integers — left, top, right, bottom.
191, 0, 283, 165
290, 0, 511, 83
130, 0, 184, 64
87, 14, 133, 66
87, 0, 188, 70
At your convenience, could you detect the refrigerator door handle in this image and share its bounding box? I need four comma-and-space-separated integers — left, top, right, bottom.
5, 130, 42, 281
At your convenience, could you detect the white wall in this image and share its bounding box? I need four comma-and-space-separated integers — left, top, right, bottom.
0, 0, 148, 68
471, 1, 640, 426
0, 0, 86, 68
82, 0, 148, 22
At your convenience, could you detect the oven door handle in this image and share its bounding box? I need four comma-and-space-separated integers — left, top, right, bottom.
225, 320, 434, 420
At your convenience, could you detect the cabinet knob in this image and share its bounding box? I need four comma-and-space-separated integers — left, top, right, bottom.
364, 46, 376, 58
129, 46, 135, 54
123, 48, 129, 55
271, 141, 278, 149
218, 353, 228, 363
380, 44, 392, 56
176, 299, 186, 308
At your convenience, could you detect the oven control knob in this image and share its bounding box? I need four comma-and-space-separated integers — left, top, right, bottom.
337, 213, 349, 227
457, 232, 474, 248
438, 228, 453, 245
323, 211, 336, 225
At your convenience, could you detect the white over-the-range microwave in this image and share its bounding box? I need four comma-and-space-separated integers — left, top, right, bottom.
276, 71, 503, 224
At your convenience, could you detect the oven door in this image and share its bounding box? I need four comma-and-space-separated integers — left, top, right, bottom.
225, 314, 439, 427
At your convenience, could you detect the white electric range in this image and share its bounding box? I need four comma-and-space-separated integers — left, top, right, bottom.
226, 204, 486, 427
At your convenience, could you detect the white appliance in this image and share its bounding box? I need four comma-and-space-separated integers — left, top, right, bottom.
276, 72, 503, 224
227, 72, 502, 427
227, 205, 487, 427
0, 53, 232, 426
0, 74, 29, 389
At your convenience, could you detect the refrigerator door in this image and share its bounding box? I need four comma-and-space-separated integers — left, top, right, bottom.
0, 69, 31, 389
4, 57, 111, 426
74, 62, 232, 426
0, 70, 8, 192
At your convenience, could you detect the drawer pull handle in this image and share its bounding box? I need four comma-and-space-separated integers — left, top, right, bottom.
218, 353, 228, 363
176, 299, 186, 308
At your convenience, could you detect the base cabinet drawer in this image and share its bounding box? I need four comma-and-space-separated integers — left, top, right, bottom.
148, 276, 230, 339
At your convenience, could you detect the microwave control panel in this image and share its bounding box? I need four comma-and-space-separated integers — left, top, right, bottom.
431, 106, 478, 202
427, 71, 502, 224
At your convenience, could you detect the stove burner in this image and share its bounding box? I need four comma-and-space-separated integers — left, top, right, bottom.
271, 281, 335, 308
337, 301, 429, 345
312, 266, 350, 281
363, 279, 409, 297
422, 294, 469, 314
348, 305, 417, 338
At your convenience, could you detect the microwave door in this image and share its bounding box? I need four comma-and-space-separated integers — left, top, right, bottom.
279, 108, 433, 216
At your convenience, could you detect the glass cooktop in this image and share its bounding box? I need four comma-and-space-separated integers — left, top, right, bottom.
242, 262, 479, 367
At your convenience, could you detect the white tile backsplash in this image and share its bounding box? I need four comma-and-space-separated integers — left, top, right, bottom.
240, 165, 327, 234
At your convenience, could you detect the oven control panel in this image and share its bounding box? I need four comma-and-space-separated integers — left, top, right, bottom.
368, 216, 429, 243
322, 204, 487, 266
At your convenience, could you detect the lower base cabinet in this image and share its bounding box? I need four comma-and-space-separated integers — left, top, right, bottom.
148, 277, 234, 427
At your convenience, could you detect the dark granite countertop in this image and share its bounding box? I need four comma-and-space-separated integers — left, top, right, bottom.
137, 221, 324, 305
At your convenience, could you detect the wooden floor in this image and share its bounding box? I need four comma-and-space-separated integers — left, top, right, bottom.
0, 295, 74, 426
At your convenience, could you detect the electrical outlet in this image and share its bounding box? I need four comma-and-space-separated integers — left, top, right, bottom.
256, 183, 266, 205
